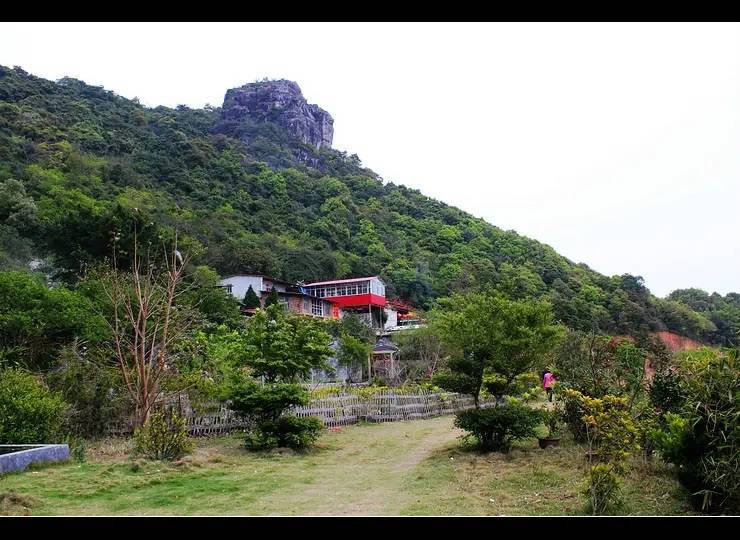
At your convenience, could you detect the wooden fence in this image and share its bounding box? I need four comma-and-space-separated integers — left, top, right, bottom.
106, 389, 499, 436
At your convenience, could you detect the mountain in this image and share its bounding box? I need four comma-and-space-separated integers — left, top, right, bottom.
0, 65, 738, 345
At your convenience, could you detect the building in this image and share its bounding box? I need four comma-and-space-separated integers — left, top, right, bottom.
370, 336, 401, 384
384, 298, 425, 333
219, 274, 336, 319
302, 276, 387, 330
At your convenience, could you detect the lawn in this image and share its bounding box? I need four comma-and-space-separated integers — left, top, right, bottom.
0, 415, 694, 516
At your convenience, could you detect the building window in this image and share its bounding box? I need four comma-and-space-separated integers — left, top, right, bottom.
311, 298, 324, 316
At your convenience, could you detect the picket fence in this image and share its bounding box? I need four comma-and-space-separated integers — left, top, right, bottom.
106, 389, 499, 437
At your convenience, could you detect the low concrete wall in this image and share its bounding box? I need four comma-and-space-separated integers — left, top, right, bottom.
0, 444, 70, 474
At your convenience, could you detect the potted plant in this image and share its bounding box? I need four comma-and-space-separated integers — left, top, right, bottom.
538, 407, 562, 449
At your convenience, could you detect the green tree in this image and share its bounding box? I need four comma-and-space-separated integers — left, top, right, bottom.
242, 284, 261, 309
229, 304, 331, 450
239, 304, 333, 382
430, 290, 563, 406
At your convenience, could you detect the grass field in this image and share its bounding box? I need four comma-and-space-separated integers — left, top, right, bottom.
0, 415, 694, 516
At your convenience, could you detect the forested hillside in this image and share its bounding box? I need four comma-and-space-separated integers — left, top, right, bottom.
1, 65, 738, 345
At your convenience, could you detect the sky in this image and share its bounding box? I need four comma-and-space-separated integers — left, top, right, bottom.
1, 22, 738, 298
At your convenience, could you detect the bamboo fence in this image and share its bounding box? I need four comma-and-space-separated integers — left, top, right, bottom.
106, 389, 499, 436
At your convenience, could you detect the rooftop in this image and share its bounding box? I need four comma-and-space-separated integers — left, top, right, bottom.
304, 276, 382, 287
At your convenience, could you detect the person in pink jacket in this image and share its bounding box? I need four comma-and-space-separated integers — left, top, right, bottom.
542, 369, 556, 402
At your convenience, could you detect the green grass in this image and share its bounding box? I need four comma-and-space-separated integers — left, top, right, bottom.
0, 416, 694, 515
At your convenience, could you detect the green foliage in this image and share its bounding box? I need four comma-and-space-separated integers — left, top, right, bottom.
650, 348, 740, 513
244, 416, 323, 451
229, 307, 330, 451
0, 368, 68, 443
0, 271, 107, 370
242, 284, 261, 309
0, 64, 732, 346
181, 265, 243, 329
553, 330, 650, 409
336, 334, 371, 370
454, 402, 543, 452
132, 410, 194, 461
230, 380, 309, 421
584, 463, 623, 515
649, 370, 685, 413
430, 290, 563, 405
575, 392, 640, 515
240, 304, 333, 383
46, 343, 128, 438
561, 389, 590, 442
177, 324, 248, 404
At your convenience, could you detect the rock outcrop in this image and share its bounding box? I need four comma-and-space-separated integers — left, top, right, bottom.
221, 79, 333, 149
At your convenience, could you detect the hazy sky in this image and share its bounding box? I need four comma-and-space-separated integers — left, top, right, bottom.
1, 22, 738, 297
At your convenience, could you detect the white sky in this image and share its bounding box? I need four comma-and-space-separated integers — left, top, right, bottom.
1, 22, 738, 298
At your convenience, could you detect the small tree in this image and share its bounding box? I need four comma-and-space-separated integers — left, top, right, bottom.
395, 326, 446, 382
329, 314, 375, 382
96, 228, 197, 428
430, 290, 563, 406
242, 285, 261, 309
229, 304, 332, 450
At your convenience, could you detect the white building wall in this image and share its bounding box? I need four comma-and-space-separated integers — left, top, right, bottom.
220, 275, 263, 302
384, 308, 398, 329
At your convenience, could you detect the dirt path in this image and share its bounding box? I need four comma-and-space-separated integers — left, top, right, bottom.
254, 416, 462, 515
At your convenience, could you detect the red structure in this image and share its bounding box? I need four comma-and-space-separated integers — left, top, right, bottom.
303, 276, 387, 329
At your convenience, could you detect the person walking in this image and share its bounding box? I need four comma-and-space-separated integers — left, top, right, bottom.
542, 369, 556, 402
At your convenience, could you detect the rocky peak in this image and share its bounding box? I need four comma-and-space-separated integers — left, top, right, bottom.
221, 79, 333, 149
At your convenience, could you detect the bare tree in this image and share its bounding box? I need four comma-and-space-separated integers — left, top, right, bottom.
98, 229, 196, 427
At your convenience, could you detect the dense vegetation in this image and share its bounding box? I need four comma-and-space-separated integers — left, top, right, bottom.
1, 65, 738, 344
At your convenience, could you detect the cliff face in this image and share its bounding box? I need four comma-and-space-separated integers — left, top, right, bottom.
221, 79, 334, 149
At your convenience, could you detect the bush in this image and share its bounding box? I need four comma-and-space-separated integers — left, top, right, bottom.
230, 380, 324, 451
245, 416, 324, 451
652, 349, 740, 512
562, 389, 589, 443
133, 410, 194, 461
0, 368, 68, 443
454, 402, 543, 452
584, 463, 623, 515
649, 370, 685, 413
46, 344, 128, 438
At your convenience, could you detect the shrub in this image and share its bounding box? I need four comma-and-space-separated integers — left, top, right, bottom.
245, 416, 324, 451
46, 344, 128, 438
0, 368, 68, 443
454, 401, 543, 452
576, 392, 640, 515
652, 349, 740, 512
584, 463, 623, 515
649, 370, 685, 413
230, 380, 324, 451
562, 388, 589, 443
132, 410, 194, 461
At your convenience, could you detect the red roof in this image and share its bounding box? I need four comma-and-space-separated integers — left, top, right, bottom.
304, 276, 381, 287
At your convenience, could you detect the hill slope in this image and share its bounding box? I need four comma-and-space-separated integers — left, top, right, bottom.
0, 65, 737, 345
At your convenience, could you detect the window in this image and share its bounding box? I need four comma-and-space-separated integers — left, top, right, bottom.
311, 298, 324, 316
